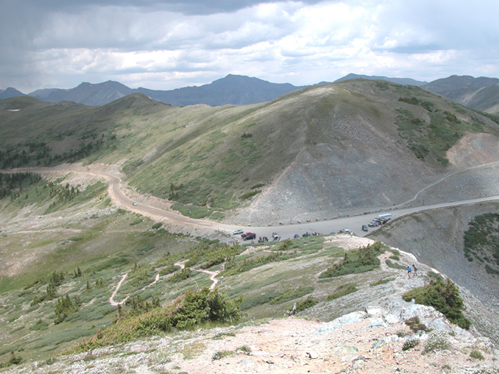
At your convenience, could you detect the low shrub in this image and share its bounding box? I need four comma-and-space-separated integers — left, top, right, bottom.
370, 278, 394, 287
402, 338, 420, 351
74, 288, 241, 352
269, 286, 314, 305
470, 350, 485, 360
320, 242, 386, 278
386, 259, 406, 270
327, 283, 358, 300
293, 296, 319, 313
423, 331, 451, 354
212, 350, 233, 361
405, 316, 430, 333
402, 276, 471, 329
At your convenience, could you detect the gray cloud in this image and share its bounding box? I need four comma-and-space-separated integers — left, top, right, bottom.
1, 0, 498, 93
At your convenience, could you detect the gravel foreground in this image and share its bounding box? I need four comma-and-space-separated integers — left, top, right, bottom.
7, 304, 498, 374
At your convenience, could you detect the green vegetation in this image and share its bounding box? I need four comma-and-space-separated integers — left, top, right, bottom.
269, 286, 314, 305
463, 213, 499, 273
370, 277, 394, 287
402, 338, 420, 351
54, 294, 82, 324
402, 276, 471, 329
423, 331, 451, 354
470, 350, 485, 360
327, 283, 358, 300
292, 296, 319, 313
0, 351, 23, 368
320, 242, 386, 278
405, 316, 430, 333
74, 288, 241, 351
395, 96, 490, 165
212, 350, 233, 361
386, 259, 406, 270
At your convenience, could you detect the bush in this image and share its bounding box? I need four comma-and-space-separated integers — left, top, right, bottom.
405, 316, 430, 333
470, 350, 485, 360
212, 350, 233, 361
402, 338, 420, 351
423, 331, 451, 354
402, 276, 471, 329
293, 296, 319, 313
75, 288, 241, 351
269, 286, 314, 305
320, 242, 386, 278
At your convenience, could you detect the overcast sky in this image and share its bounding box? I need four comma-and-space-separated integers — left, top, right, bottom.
2, 0, 499, 93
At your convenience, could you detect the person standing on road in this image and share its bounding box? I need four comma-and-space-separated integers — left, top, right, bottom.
407, 265, 412, 279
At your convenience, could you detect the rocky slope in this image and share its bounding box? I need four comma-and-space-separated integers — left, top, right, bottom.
7, 304, 498, 374
369, 202, 499, 312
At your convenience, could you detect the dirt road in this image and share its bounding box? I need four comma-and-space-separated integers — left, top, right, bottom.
5, 164, 499, 241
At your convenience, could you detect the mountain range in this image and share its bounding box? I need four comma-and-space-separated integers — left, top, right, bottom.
2, 74, 499, 114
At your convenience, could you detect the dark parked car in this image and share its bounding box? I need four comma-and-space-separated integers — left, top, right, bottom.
243, 233, 256, 240
362, 225, 368, 232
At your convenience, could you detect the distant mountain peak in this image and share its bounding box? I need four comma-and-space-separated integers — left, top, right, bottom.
335, 73, 427, 86
0, 87, 25, 99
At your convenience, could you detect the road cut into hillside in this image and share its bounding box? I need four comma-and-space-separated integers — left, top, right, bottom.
6, 163, 499, 242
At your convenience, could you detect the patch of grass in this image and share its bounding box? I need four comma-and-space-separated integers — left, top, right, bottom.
470, 350, 485, 360
240, 190, 261, 200
240, 290, 281, 311
293, 296, 319, 313
212, 332, 236, 340
386, 259, 406, 270
369, 278, 394, 287
269, 286, 314, 305
320, 241, 386, 278
327, 283, 358, 300
183, 342, 206, 360
423, 331, 451, 354
129, 218, 144, 226
212, 350, 233, 361
221, 251, 297, 277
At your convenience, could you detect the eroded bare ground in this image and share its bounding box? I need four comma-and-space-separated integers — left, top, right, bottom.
24, 312, 499, 374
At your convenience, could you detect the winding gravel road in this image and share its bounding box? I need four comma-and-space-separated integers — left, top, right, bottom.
5, 165, 499, 241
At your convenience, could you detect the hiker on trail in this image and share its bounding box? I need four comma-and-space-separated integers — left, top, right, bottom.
413, 264, 418, 276
407, 265, 412, 279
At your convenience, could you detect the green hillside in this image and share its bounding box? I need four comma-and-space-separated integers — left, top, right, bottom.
2, 80, 499, 220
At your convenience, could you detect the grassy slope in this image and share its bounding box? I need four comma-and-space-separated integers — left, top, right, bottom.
0, 184, 398, 365
2, 81, 499, 219
125, 80, 499, 219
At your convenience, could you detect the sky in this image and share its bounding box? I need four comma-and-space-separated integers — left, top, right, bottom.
2, 0, 499, 93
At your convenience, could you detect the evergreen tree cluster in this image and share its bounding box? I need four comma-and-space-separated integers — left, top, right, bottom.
0, 138, 104, 169
30, 271, 65, 306
54, 294, 82, 324
0, 172, 41, 199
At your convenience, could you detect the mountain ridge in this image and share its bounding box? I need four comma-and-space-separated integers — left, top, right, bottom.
2, 73, 499, 113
